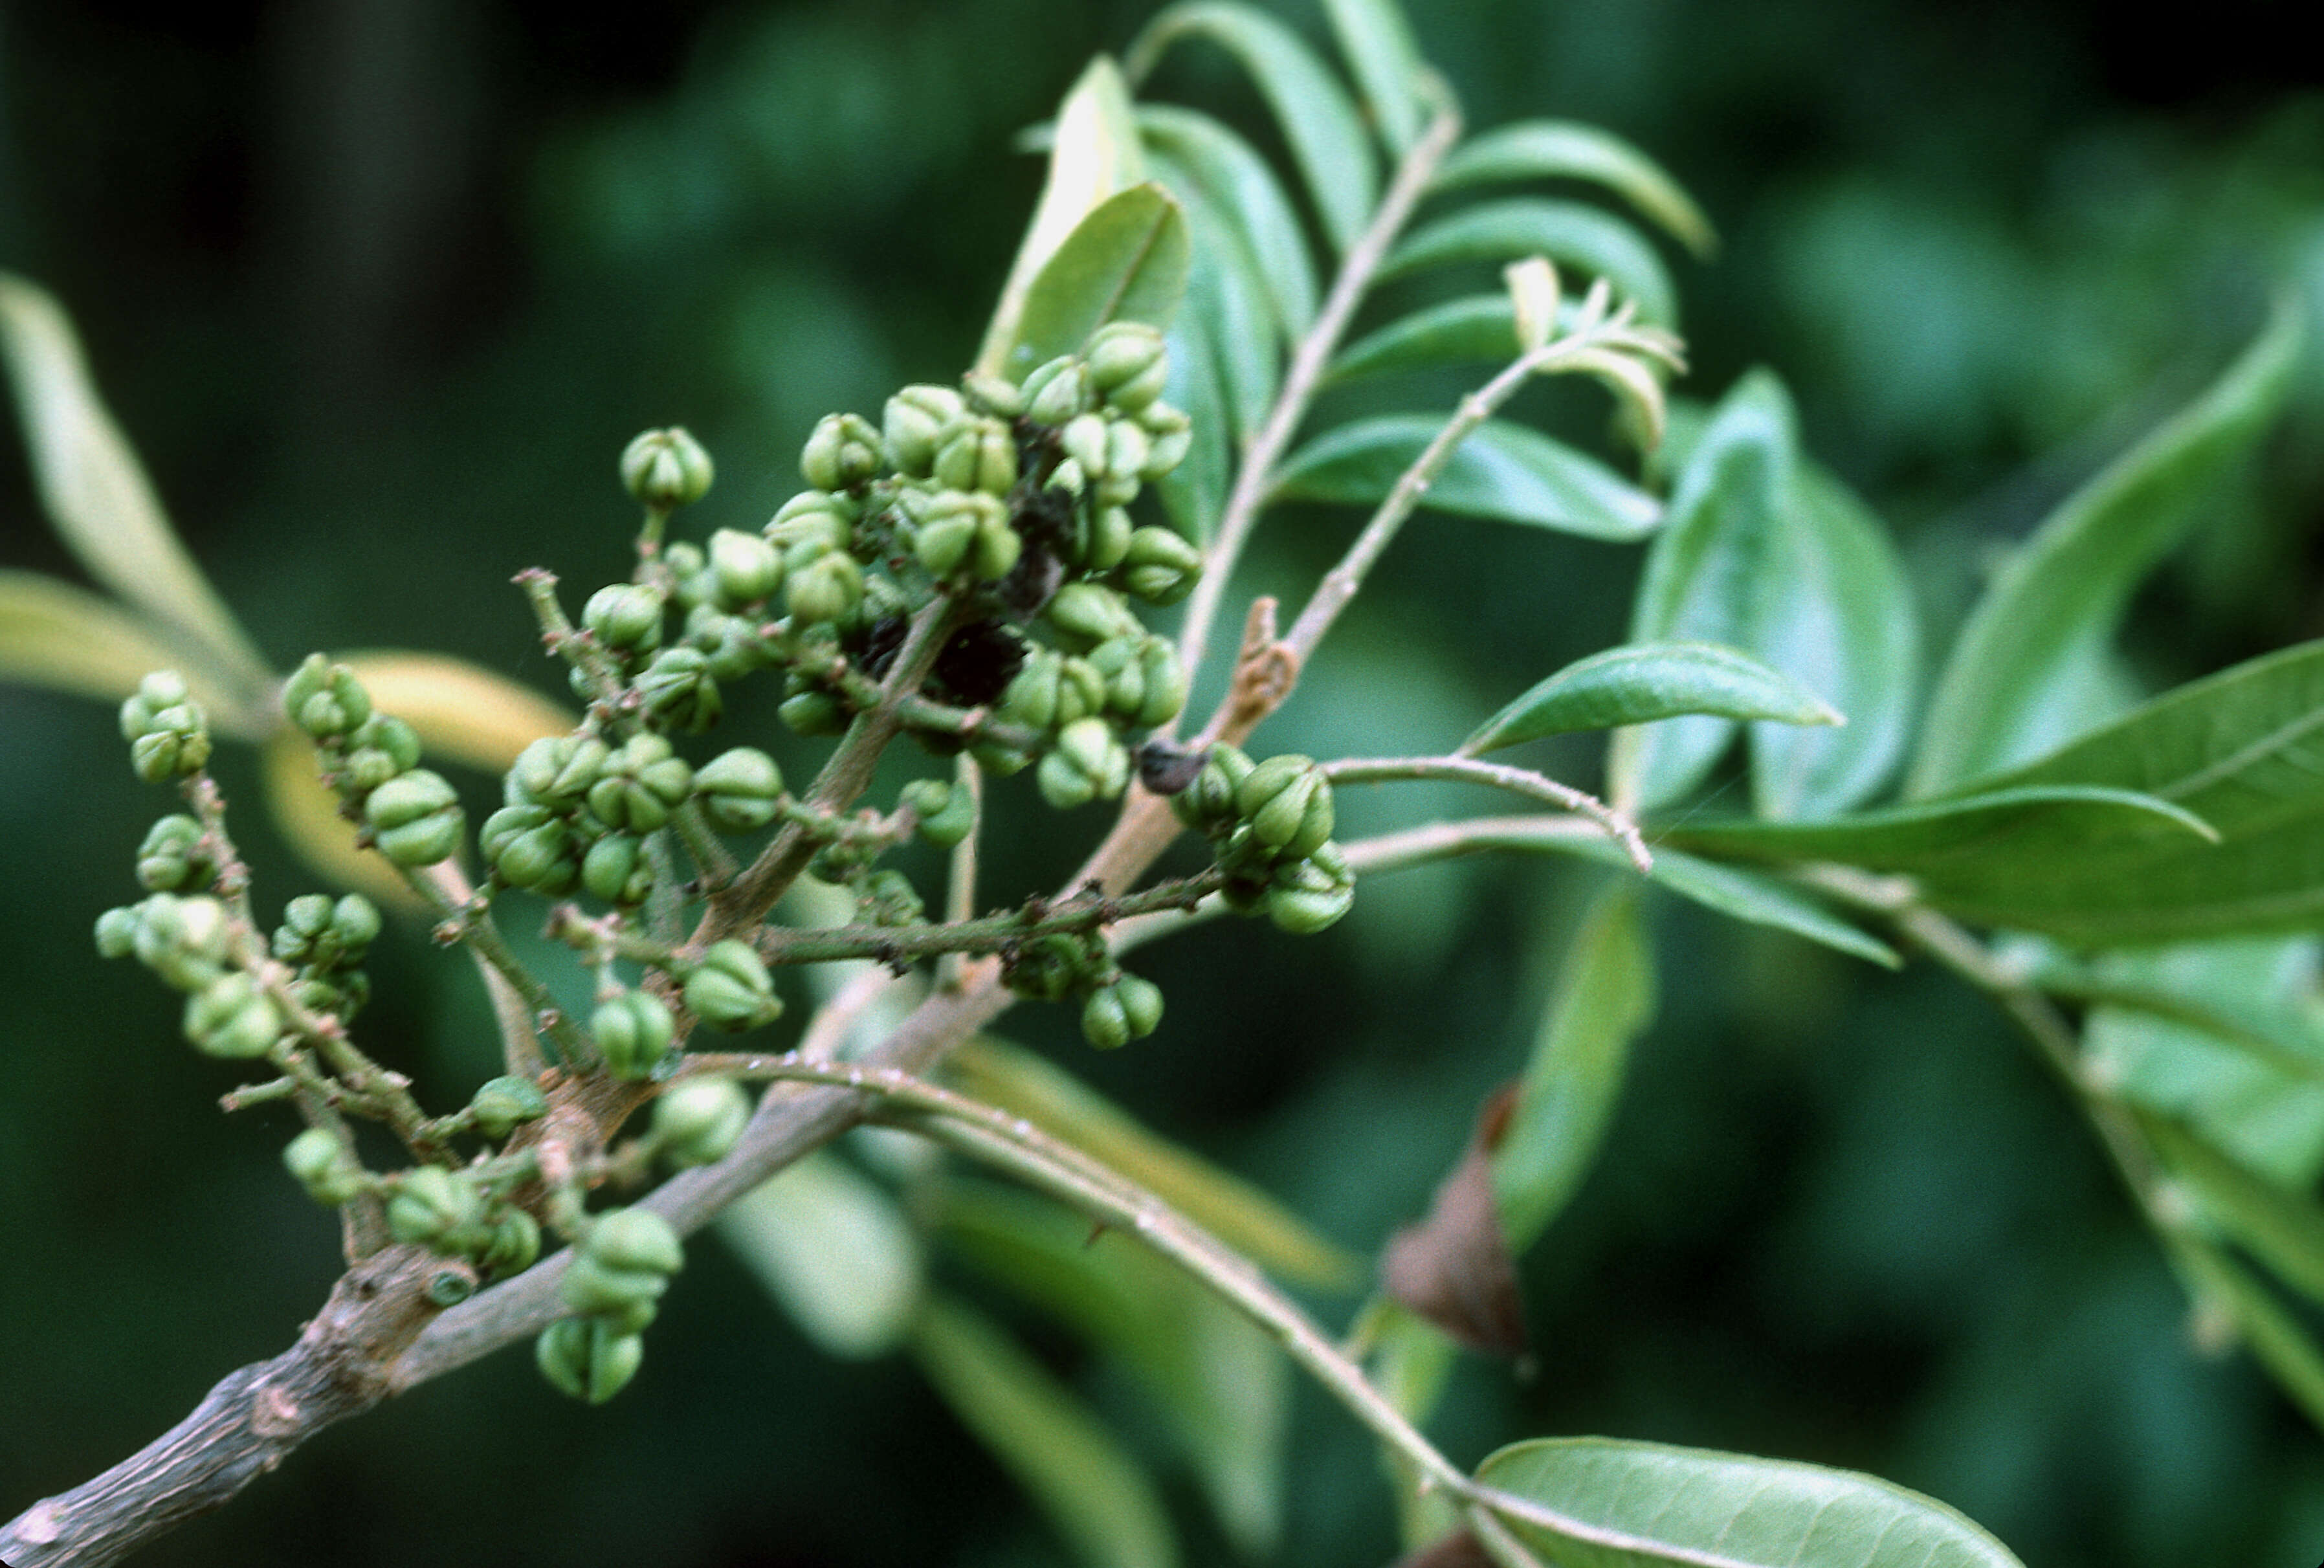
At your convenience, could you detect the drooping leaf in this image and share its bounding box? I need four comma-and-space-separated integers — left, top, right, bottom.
1151, 254, 1232, 542
1463, 642, 1839, 756
1494, 881, 1655, 1250
1320, 0, 1429, 155
1125, 1, 1380, 255
979, 59, 1147, 379
0, 569, 249, 723
1432, 121, 1717, 258
1749, 461, 1920, 821
1329, 294, 1518, 381
999, 184, 1192, 382
1901, 638, 2324, 944
1477, 827, 1899, 967
1908, 301, 2304, 795
940, 1180, 1287, 1556
720, 1149, 924, 1360
0, 274, 274, 712
2167, 1237, 2324, 1433
1381, 199, 1679, 326
1382, 1086, 1529, 1356
911, 1296, 1179, 1568
2140, 1111, 2324, 1303
1610, 370, 1797, 808
1476, 1437, 2026, 1568
948, 1036, 1359, 1289
1274, 415, 1660, 542
1145, 146, 1279, 441
1136, 105, 1318, 337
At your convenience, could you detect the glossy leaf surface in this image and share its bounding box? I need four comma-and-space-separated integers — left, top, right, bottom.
1146, 146, 1279, 440
720, 1150, 924, 1360
1321, 0, 1428, 154
1274, 415, 1661, 541
1476, 1437, 2026, 1568
1125, 2, 1379, 254
1136, 104, 1318, 335
1463, 641, 1839, 756
1909, 302, 2303, 794
1329, 295, 1518, 381
1001, 184, 1191, 381
1382, 199, 1678, 326
1432, 121, 1716, 257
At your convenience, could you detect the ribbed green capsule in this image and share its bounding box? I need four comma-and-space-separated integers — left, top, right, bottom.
1171, 745, 1250, 835
281, 655, 373, 740
136, 814, 210, 893
883, 384, 966, 476
636, 646, 722, 734
654, 1077, 751, 1167
283, 1128, 366, 1206
121, 672, 211, 783
581, 832, 654, 906
1022, 357, 1091, 425
583, 583, 667, 654
585, 735, 694, 834
1263, 843, 1356, 934
902, 777, 975, 848
708, 528, 783, 610
469, 1074, 550, 1139
1045, 582, 1137, 647
785, 551, 864, 626
683, 940, 780, 1032
505, 734, 608, 810
480, 1208, 542, 1277
364, 769, 465, 867
1119, 527, 1202, 606
592, 989, 676, 1080
183, 973, 284, 1059
694, 747, 784, 833
620, 427, 714, 511
1037, 717, 1129, 811
537, 1317, 647, 1404
1237, 755, 1334, 861
340, 714, 424, 794
800, 412, 882, 491
386, 1167, 485, 1250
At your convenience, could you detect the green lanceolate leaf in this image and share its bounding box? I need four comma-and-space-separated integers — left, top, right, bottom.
1479, 828, 1898, 967
1611, 370, 1797, 809
1125, 2, 1379, 256
2140, 1111, 2324, 1303
1001, 184, 1192, 382
1463, 642, 1839, 756
1432, 122, 1717, 259
948, 1036, 1360, 1289
1320, 0, 1430, 155
1329, 294, 1517, 381
1153, 255, 1232, 541
1750, 461, 1920, 821
940, 1182, 1287, 1557
2167, 1237, 2324, 1433
1146, 146, 1279, 441
1912, 639, 2324, 943
1908, 300, 2304, 795
0, 274, 272, 709
911, 1296, 1179, 1568
1274, 415, 1661, 542
0, 569, 249, 722
1476, 1437, 2025, 1568
1381, 199, 1679, 327
1494, 881, 1655, 1249
979, 58, 1147, 379
720, 1149, 924, 1360
1136, 105, 1318, 337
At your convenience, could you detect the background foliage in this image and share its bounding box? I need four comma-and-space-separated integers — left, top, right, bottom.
3, 2, 2323, 1564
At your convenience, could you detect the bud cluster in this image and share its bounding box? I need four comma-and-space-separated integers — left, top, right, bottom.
1000, 927, 1167, 1050
539, 1207, 687, 1403
1171, 748, 1357, 934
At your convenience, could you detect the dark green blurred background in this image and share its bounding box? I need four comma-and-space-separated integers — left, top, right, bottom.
5, 2, 2324, 1564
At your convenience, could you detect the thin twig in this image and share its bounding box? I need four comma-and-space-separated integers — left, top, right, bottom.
1323, 756, 1650, 872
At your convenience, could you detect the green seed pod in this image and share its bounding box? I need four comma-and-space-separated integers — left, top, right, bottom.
498, 816, 582, 894
94, 905, 141, 960
274, 892, 349, 966
340, 713, 424, 795
581, 832, 654, 906
1055, 657, 1108, 727
136, 813, 210, 893
654, 1077, 751, 1167
505, 734, 610, 810
480, 1207, 542, 1277
800, 412, 883, 491
997, 650, 1063, 731
1136, 402, 1192, 477
184, 972, 283, 1059
1086, 505, 1134, 570
1134, 639, 1187, 728
914, 511, 977, 578
1263, 843, 1355, 934
949, 422, 1019, 497
971, 505, 1023, 581
1115, 973, 1164, 1037
385, 1165, 485, 1249
1172, 744, 1250, 835
593, 989, 677, 1080
1045, 582, 1136, 647
620, 427, 714, 511
766, 496, 856, 556
1094, 472, 1142, 509
587, 1206, 686, 1275
706, 527, 783, 610
1238, 755, 1334, 861
537, 1317, 647, 1404
1119, 526, 1202, 605
663, 540, 713, 610
1079, 986, 1132, 1050
133, 893, 232, 990
786, 551, 864, 626
969, 739, 1032, 777
1004, 931, 1101, 1002
1087, 324, 1165, 390
120, 671, 212, 783
583, 583, 667, 654
469, 1074, 550, 1139
884, 384, 968, 476
1060, 412, 1111, 478
1048, 456, 1087, 498
963, 373, 1024, 418
119, 669, 192, 739
283, 1128, 366, 1206
903, 777, 976, 848
1105, 357, 1169, 415
365, 769, 465, 867
779, 688, 846, 736
585, 735, 694, 834
1021, 356, 1090, 424
684, 939, 780, 1032
329, 894, 382, 953
281, 654, 373, 740
693, 747, 784, 832
1104, 419, 1151, 481
636, 646, 722, 734
1088, 637, 1145, 721
481, 803, 554, 866
684, 606, 768, 681
1038, 717, 1127, 810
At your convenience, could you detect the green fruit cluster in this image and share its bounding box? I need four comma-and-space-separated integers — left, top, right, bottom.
539, 1207, 686, 1403
1173, 747, 1357, 934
